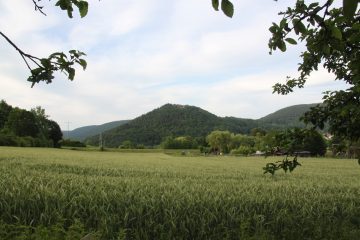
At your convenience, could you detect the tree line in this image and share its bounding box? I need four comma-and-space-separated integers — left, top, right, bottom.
159, 128, 328, 157
0, 100, 62, 147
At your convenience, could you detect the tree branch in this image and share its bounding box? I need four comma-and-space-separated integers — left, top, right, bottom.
1, 30, 87, 87
31, 0, 47, 16
0, 30, 43, 69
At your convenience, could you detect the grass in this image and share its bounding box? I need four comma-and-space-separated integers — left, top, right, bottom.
0, 146, 359, 239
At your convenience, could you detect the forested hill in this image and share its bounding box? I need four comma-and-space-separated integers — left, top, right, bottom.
84, 103, 318, 147
258, 103, 318, 129
85, 104, 257, 147
63, 120, 130, 141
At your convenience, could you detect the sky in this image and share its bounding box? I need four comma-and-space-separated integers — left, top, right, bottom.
0, 0, 348, 130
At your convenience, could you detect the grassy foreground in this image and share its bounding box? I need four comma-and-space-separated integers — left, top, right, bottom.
0, 147, 359, 239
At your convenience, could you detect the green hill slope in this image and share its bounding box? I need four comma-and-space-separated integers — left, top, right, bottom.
258, 103, 318, 129
63, 120, 129, 141
85, 104, 257, 147
84, 103, 319, 147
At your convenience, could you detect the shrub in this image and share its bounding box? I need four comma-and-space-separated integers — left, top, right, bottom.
0, 133, 17, 146
60, 139, 86, 148
231, 146, 255, 156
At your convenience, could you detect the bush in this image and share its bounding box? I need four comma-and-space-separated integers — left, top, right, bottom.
60, 139, 86, 148
0, 133, 17, 146
119, 140, 135, 149
0, 134, 50, 147
231, 146, 255, 156
161, 136, 198, 149
18, 136, 35, 147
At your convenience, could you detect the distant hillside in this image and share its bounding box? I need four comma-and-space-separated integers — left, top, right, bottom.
258, 103, 318, 129
63, 120, 130, 141
85, 104, 257, 147
83, 103, 319, 147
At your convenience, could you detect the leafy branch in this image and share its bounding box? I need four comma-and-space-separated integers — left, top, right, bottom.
263, 155, 301, 176
268, 0, 359, 95
1, 0, 89, 87
0, 32, 87, 87
31, 0, 89, 18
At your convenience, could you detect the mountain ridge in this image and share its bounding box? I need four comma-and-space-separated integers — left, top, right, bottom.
63, 120, 130, 141
83, 103, 318, 147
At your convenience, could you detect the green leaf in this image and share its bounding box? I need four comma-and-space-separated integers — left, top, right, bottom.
280, 18, 287, 29
269, 23, 279, 34
314, 15, 323, 24
269, 25, 277, 34
285, 38, 297, 45
78, 1, 88, 18
323, 44, 331, 55
31, 68, 43, 75
212, 0, 219, 11
349, 33, 360, 43
68, 68, 75, 81
221, 0, 234, 18
50, 52, 66, 59
40, 59, 51, 68
293, 19, 307, 35
79, 59, 87, 70
331, 26, 343, 40
308, 2, 319, 9
353, 23, 360, 30
343, 0, 358, 20
55, 0, 68, 10
67, 7, 73, 18
278, 41, 287, 52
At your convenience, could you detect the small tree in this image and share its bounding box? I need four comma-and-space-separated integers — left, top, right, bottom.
0, 100, 12, 130
47, 119, 63, 148
5, 108, 39, 137
120, 140, 134, 149
206, 130, 232, 154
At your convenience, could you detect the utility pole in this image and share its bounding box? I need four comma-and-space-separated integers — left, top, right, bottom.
99, 132, 104, 151
65, 121, 71, 139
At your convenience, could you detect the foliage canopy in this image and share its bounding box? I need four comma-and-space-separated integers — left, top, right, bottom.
268, 0, 360, 142
0, 100, 62, 147
213, 1, 359, 142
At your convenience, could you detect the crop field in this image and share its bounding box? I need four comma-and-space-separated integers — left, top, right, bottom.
0, 147, 359, 239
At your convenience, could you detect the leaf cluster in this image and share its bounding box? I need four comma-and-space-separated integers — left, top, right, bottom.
211, 0, 234, 18
1, 1, 89, 87
263, 155, 301, 175
267, 1, 360, 144
302, 90, 360, 142
269, 1, 359, 95
55, 0, 89, 18
27, 50, 87, 87
262, 127, 328, 176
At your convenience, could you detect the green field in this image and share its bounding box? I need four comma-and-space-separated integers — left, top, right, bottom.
0, 147, 359, 239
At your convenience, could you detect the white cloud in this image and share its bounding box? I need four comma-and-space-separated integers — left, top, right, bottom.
0, 1, 60, 39
0, 0, 349, 130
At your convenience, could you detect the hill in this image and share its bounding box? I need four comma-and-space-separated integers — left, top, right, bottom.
63, 120, 129, 141
258, 103, 318, 129
84, 103, 319, 147
85, 104, 257, 147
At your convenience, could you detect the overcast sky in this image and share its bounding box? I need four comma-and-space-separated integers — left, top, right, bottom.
0, 1, 347, 130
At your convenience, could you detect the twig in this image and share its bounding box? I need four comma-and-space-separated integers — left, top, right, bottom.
32, 0, 47, 16
0, 31, 42, 69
